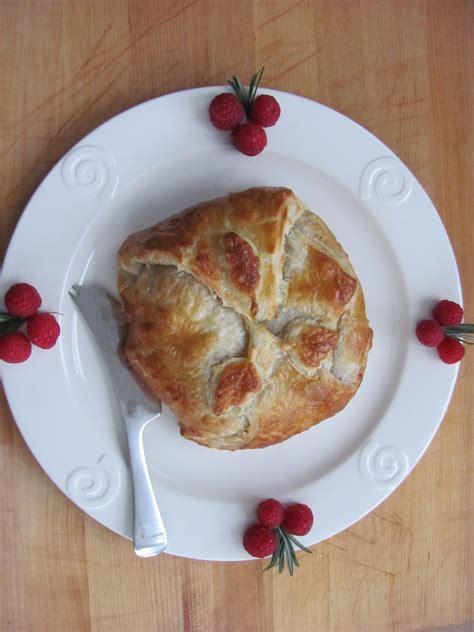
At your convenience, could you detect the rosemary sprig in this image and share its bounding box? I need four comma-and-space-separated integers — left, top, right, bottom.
444, 324, 474, 345
0, 310, 62, 339
228, 67, 265, 117
263, 526, 312, 576
0, 315, 25, 336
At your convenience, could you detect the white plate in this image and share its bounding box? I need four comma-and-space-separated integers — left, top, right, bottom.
2, 88, 460, 561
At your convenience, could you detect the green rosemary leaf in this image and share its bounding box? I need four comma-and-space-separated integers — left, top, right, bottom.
455, 337, 474, 345
281, 529, 300, 575
248, 71, 258, 100
0, 317, 25, 336
286, 533, 313, 554
227, 79, 239, 98
288, 539, 300, 567
444, 324, 474, 333
263, 551, 278, 572
444, 323, 474, 345
228, 76, 248, 112
252, 66, 265, 101
283, 536, 294, 576
247, 70, 261, 110
264, 533, 284, 571
289, 540, 298, 562
277, 533, 286, 573
234, 76, 246, 98
248, 66, 265, 109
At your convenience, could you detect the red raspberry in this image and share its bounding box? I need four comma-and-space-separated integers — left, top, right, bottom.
27, 313, 60, 349
209, 93, 244, 131
437, 337, 465, 364
282, 503, 314, 536
416, 320, 444, 347
0, 332, 32, 363
243, 524, 277, 558
257, 498, 284, 528
4, 283, 42, 317
232, 123, 267, 156
432, 300, 463, 326
250, 94, 281, 127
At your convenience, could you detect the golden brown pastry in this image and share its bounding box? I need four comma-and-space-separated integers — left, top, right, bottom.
118, 188, 372, 449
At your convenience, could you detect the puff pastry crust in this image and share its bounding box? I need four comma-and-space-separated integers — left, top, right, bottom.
118, 188, 372, 449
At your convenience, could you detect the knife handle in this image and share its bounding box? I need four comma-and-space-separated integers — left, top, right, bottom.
126, 419, 167, 557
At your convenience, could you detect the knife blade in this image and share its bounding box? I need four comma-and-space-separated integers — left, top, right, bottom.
70, 284, 167, 557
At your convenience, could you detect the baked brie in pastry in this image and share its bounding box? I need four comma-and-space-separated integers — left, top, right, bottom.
118, 187, 372, 449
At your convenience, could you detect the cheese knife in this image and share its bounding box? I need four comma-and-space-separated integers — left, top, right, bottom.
70, 284, 167, 557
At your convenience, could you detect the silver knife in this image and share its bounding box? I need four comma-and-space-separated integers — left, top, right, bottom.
70, 285, 167, 557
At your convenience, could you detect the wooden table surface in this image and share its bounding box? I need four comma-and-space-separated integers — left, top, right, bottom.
1, 1, 472, 631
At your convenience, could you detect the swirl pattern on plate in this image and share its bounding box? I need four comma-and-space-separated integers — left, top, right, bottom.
358, 439, 409, 490
61, 145, 118, 199
66, 454, 121, 509
359, 156, 413, 207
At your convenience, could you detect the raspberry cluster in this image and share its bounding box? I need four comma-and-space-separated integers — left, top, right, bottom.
0, 283, 60, 363
209, 68, 281, 157
243, 498, 314, 575
416, 299, 472, 364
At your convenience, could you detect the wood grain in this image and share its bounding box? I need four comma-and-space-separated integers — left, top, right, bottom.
0, 1, 472, 630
